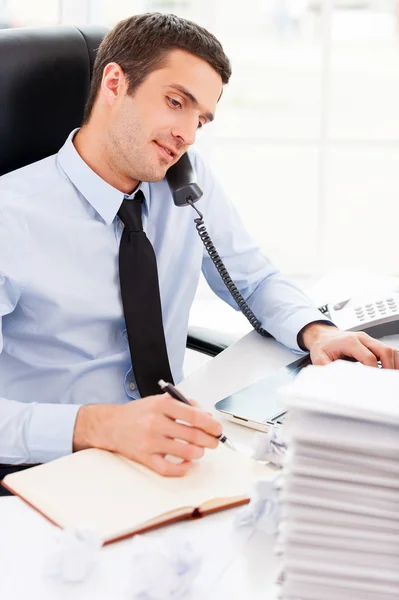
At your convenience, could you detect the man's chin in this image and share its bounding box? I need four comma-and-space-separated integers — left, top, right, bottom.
140, 166, 170, 184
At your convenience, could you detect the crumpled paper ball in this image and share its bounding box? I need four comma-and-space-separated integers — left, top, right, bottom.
126, 533, 202, 599
44, 526, 102, 582
235, 474, 282, 535
252, 426, 287, 467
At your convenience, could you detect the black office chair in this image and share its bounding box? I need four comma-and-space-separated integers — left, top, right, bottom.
0, 24, 235, 357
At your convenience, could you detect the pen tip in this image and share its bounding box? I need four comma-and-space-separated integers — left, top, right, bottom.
158, 379, 166, 388
221, 437, 236, 451
226, 439, 237, 451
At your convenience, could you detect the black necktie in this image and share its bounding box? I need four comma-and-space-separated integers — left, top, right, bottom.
118, 190, 174, 397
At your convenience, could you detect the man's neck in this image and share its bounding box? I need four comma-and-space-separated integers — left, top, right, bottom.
73, 126, 139, 195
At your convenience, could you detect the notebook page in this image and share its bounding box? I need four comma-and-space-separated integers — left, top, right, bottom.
119, 442, 271, 509
3, 449, 184, 542
4, 445, 269, 542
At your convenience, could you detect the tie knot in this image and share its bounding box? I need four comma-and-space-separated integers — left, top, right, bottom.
118, 190, 144, 232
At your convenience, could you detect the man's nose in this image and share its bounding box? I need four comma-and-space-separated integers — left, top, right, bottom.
171, 115, 197, 147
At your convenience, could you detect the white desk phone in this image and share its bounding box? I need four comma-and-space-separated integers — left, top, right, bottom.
319, 291, 399, 338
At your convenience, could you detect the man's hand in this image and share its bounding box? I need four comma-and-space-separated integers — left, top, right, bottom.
73, 394, 222, 477
301, 323, 399, 369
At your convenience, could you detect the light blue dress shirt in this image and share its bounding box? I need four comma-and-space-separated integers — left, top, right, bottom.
0, 130, 328, 465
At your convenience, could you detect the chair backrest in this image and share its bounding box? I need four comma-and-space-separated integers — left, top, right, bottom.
0, 25, 108, 177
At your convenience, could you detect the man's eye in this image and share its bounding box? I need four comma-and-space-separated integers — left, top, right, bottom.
167, 97, 182, 109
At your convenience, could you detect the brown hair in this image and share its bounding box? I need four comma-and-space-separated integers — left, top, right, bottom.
83, 12, 232, 123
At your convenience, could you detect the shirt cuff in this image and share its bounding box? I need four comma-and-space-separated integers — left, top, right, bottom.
297, 319, 337, 351
271, 308, 334, 353
26, 402, 82, 464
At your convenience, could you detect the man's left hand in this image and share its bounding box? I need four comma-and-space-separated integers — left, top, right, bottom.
301, 323, 399, 369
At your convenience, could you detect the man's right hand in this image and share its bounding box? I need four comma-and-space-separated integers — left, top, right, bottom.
73, 394, 223, 477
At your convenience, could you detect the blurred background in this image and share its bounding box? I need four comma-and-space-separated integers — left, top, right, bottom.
2, 0, 399, 338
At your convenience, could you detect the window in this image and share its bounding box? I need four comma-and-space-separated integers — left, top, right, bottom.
3, 0, 398, 336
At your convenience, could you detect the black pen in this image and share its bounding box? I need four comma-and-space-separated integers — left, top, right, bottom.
158, 379, 236, 451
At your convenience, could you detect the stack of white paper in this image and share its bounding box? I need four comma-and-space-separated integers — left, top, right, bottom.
276, 360, 399, 600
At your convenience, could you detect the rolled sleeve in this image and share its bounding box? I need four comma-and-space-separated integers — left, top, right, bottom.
26, 402, 82, 464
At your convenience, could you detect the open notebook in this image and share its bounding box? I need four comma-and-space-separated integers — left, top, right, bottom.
2, 444, 268, 544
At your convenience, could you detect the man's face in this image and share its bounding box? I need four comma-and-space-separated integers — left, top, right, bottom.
106, 49, 223, 185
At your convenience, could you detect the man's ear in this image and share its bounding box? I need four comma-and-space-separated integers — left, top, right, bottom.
100, 62, 127, 107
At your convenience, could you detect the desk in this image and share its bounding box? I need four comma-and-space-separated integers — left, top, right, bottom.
0, 331, 293, 600
0, 497, 279, 600
4, 325, 399, 598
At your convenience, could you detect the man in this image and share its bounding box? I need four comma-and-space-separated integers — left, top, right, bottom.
0, 14, 397, 487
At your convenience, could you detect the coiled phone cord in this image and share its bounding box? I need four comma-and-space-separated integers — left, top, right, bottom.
187, 199, 271, 338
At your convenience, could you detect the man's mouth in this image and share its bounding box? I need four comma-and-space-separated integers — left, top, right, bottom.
153, 141, 176, 163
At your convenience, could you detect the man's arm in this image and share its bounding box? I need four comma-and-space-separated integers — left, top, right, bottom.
190, 150, 330, 352
0, 398, 81, 465
0, 265, 81, 464
0, 208, 82, 464
190, 150, 399, 368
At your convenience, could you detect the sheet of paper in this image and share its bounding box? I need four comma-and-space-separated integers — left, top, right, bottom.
281, 360, 399, 425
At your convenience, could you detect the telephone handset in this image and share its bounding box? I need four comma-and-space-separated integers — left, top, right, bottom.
166, 153, 271, 338
164, 152, 203, 207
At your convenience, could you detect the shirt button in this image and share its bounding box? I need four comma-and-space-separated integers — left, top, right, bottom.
129, 382, 136, 391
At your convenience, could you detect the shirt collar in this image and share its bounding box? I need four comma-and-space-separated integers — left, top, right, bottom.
57, 129, 150, 225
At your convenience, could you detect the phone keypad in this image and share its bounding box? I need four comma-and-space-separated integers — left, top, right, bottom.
355, 298, 398, 322
354, 306, 365, 321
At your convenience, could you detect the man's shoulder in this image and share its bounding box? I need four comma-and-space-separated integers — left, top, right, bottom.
0, 154, 63, 209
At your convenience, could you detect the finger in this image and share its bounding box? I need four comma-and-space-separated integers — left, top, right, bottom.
165, 392, 199, 407
184, 396, 200, 408
157, 437, 205, 461
357, 334, 397, 369
160, 415, 219, 449
332, 337, 377, 367
148, 454, 192, 477
310, 351, 333, 366
394, 350, 399, 370
380, 346, 396, 370
161, 397, 223, 438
